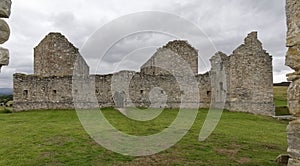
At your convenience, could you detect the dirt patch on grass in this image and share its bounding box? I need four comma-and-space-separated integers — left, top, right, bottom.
113, 152, 190, 166
214, 148, 239, 157
35, 152, 63, 166
44, 135, 74, 146
214, 144, 241, 157
236, 157, 251, 164
40, 152, 54, 158
214, 144, 251, 164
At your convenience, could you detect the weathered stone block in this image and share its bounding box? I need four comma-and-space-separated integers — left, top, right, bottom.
0, 47, 9, 65
287, 79, 300, 117
288, 158, 300, 166
0, 0, 11, 18
287, 72, 300, 82
0, 19, 10, 44
286, 0, 300, 47
287, 119, 300, 158
286, 46, 300, 71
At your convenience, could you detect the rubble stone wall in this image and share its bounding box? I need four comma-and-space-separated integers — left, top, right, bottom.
13, 32, 274, 116
227, 32, 274, 116
34, 33, 89, 77
285, 0, 300, 165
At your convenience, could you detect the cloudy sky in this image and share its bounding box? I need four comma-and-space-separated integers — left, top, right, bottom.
0, 0, 293, 88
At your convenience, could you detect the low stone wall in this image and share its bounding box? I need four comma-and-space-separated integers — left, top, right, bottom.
13, 73, 74, 112
13, 72, 211, 112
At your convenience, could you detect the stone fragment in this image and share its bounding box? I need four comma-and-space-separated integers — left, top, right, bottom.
286, 46, 300, 71
287, 72, 300, 82
287, 119, 300, 158
275, 154, 291, 166
0, 18, 10, 44
0, 47, 9, 65
287, 79, 300, 117
288, 158, 300, 166
0, 0, 11, 18
286, 0, 300, 47
286, 1, 300, 165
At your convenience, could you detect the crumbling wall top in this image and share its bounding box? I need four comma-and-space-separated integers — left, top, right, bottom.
233, 31, 268, 56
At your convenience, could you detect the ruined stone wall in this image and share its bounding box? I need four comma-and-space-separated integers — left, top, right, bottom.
226, 32, 274, 116
13, 73, 74, 112
0, 0, 11, 71
209, 52, 230, 109
285, 0, 300, 165
208, 33, 274, 116
13, 32, 273, 115
94, 74, 114, 107
34, 33, 89, 77
196, 73, 211, 108
141, 40, 198, 76
93, 71, 210, 109
128, 74, 181, 108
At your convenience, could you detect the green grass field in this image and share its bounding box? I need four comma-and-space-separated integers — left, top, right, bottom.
273, 86, 290, 116
0, 86, 290, 165
0, 108, 289, 165
273, 86, 288, 107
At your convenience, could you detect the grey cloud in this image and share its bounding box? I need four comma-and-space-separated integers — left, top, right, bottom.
0, 0, 292, 88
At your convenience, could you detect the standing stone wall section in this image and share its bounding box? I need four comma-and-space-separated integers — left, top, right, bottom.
209, 51, 230, 109
0, 0, 11, 71
141, 40, 198, 76
14, 32, 274, 117
285, 0, 300, 165
209, 33, 274, 116
227, 32, 274, 116
13, 74, 74, 111
34, 33, 89, 77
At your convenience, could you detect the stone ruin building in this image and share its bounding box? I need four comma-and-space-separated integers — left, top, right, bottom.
285, 0, 300, 165
13, 31, 275, 116
0, 0, 11, 72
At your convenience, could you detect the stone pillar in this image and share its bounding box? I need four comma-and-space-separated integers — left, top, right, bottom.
0, 0, 11, 72
285, 0, 300, 165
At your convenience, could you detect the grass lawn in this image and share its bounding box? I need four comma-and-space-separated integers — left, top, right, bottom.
273, 86, 288, 107
273, 86, 290, 116
0, 108, 288, 165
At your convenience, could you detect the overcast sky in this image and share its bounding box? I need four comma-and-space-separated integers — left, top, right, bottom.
0, 0, 293, 88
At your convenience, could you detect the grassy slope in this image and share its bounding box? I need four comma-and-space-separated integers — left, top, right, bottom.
273, 86, 290, 116
273, 86, 288, 107
0, 109, 288, 166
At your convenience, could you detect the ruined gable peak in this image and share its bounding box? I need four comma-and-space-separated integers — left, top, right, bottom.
233, 31, 267, 55
35, 32, 78, 52
244, 31, 263, 48
163, 40, 197, 52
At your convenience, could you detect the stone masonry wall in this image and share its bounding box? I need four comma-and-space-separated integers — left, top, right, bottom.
34, 33, 89, 77
13, 71, 211, 112
196, 73, 211, 108
285, 0, 300, 165
226, 32, 274, 116
209, 51, 230, 109
94, 71, 211, 109
209, 33, 274, 116
13, 32, 273, 115
141, 40, 198, 76
0, 0, 11, 71
13, 33, 90, 112
13, 73, 74, 112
